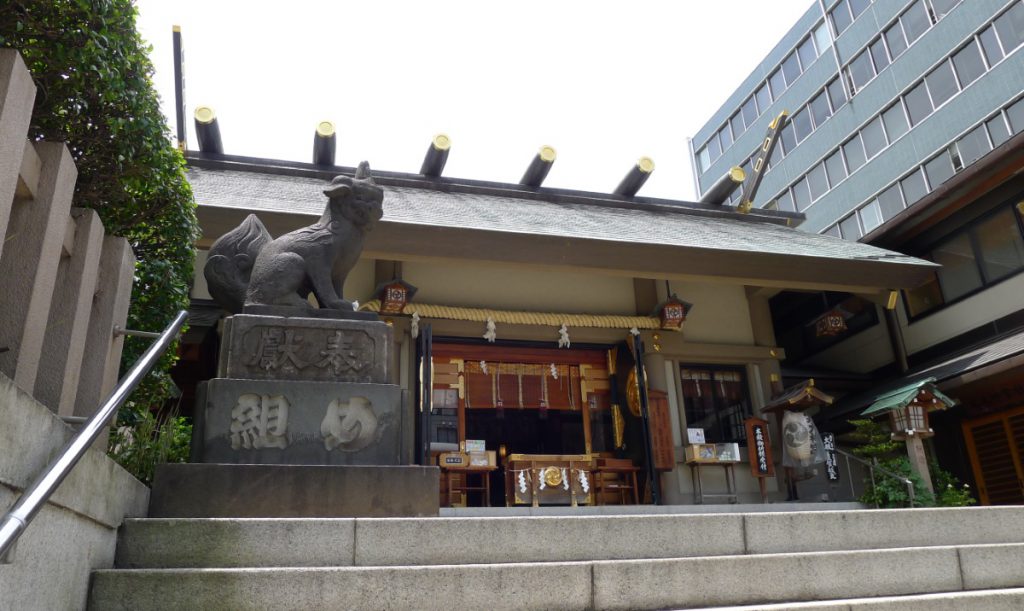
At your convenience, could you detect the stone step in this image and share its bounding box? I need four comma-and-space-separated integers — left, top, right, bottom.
696, 587, 1024, 610
439, 501, 866, 517
114, 506, 1024, 569
89, 543, 1024, 611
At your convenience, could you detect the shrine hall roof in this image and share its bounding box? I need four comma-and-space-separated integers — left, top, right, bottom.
185, 154, 936, 290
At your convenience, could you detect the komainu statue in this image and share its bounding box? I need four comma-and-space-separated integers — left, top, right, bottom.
204, 161, 384, 315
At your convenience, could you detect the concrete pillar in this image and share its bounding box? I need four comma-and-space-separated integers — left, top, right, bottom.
0, 50, 37, 261
746, 290, 783, 400
74, 237, 135, 423
0, 143, 77, 393
35, 208, 105, 415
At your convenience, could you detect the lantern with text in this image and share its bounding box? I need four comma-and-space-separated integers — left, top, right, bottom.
373, 279, 418, 315
815, 308, 847, 337
652, 294, 693, 331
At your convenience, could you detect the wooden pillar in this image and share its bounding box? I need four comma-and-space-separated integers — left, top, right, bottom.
0, 143, 77, 393
35, 208, 105, 415
0, 50, 37, 261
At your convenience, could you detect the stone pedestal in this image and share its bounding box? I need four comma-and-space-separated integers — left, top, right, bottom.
194, 314, 408, 466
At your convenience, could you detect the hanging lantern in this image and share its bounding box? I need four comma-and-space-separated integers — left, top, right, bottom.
815, 308, 847, 337
373, 279, 418, 315
651, 294, 693, 330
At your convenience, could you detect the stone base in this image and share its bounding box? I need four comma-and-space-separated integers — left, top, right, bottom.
242, 304, 378, 321
149, 463, 439, 517
218, 314, 391, 383
195, 378, 406, 466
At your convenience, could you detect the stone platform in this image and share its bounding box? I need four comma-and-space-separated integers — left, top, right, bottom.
149, 463, 439, 518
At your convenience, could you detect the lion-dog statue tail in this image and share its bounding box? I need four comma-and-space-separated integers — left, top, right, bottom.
203, 214, 272, 314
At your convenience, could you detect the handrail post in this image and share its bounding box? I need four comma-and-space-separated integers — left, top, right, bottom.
0, 310, 187, 564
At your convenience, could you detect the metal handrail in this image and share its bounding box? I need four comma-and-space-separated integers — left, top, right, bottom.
834, 447, 916, 508
0, 310, 187, 563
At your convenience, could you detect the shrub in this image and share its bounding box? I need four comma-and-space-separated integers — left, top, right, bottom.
1, 1, 198, 480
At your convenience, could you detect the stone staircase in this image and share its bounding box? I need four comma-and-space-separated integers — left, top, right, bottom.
88, 505, 1024, 610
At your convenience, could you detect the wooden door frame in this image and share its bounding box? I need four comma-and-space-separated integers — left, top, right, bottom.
962, 404, 1024, 505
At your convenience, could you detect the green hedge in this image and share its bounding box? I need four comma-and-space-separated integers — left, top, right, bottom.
1, 1, 198, 478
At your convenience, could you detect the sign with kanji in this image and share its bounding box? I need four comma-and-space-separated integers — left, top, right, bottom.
823, 432, 840, 482
745, 417, 775, 478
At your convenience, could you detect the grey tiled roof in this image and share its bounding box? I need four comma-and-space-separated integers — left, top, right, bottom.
188, 166, 932, 268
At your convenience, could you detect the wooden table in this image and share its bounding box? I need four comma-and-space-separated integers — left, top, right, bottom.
443, 465, 497, 507
594, 457, 641, 505
687, 461, 739, 504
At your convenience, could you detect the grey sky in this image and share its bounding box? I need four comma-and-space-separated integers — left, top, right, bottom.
137, 1, 814, 201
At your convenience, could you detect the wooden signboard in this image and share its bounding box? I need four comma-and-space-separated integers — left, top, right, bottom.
745, 417, 775, 478
647, 390, 674, 472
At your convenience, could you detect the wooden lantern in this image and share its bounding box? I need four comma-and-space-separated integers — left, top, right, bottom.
652, 294, 693, 330
861, 379, 955, 441
373, 279, 418, 315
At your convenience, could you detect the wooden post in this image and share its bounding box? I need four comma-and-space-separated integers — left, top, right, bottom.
905, 435, 934, 496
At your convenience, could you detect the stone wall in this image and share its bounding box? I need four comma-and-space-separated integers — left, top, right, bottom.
0, 374, 150, 610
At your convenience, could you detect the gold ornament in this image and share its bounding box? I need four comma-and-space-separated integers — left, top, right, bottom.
543, 466, 563, 488
626, 369, 641, 417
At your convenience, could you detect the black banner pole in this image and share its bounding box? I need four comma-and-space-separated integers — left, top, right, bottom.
633, 335, 661, 505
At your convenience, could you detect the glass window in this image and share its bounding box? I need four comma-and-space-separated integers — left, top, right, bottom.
780, 122, 797, 154
860, 200, 883, 232
768, 69, 786, 99
952, 40, 986, 87
987, 114, 1011, 147
814, 22, 832, 55
861, 116, 887, 158
708, 132, 721, 159
995, 1, 1024, 53
782, 52, 802, 86
792, 176, 812, 211
825, 150, 847, 184
847, 50, 875, 93
976, 207, 1024, 281
741, 97, 758, 130
776, 189, 795, 212
849, 0, 871, 19
769, 139, 784, 166
979, 25, 1004, 67
809, 91, 831, 128
824, 225, 842, 238
792, 107, 813, 142
1008, 98, 1024, 133
729, 114, 745, 144
698, 147, 710, 172
827, 77, 847, 109
808, 162, 829, 200
680, 367, 751, 444
900, 169, 929, 205
885, 22, 908, 59
925, 61, 959, 108
843, 135, 866, 172
957, 124, 991, 167
924, 151, 955, 187
904, 81, 933, 126
870, 38, 890, 73
878, 183, 905, 219
755, 84, 771, 114
721, 121, 735, 150
831, 1, 853, 35
906, 273, 944, 317
840, 214, 862, 239
882, 102, 909, 142
929, 0, 959, 20
902, 0, 931, 44
933, 233, 983, 300
798, 37, 817, 71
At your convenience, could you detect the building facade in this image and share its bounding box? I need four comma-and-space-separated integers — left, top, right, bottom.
691, 0, 1024, 504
